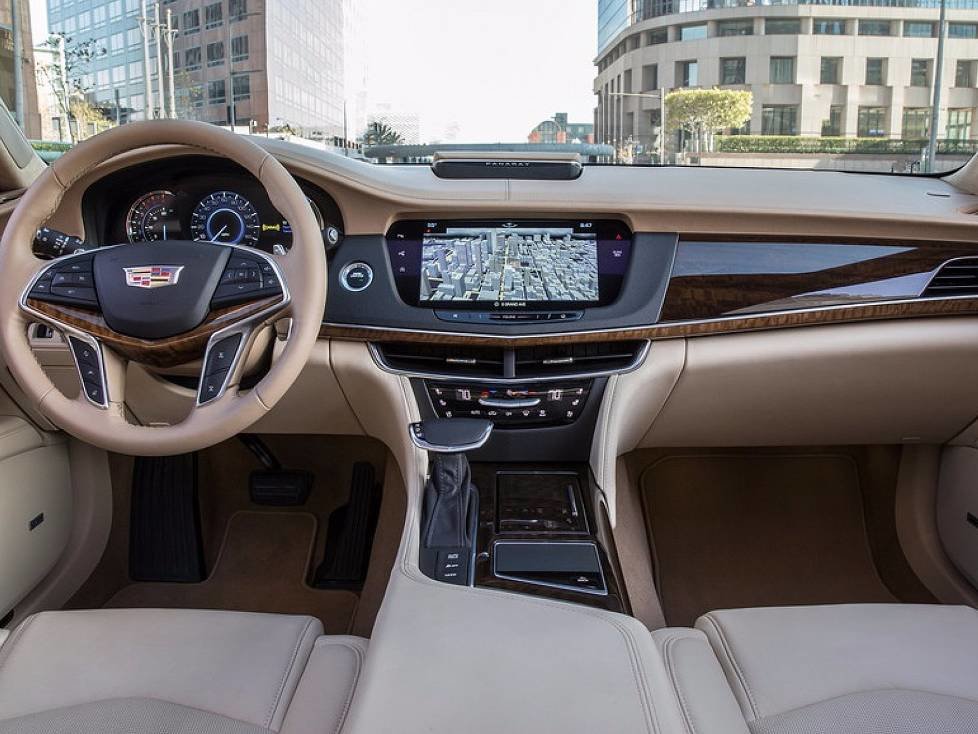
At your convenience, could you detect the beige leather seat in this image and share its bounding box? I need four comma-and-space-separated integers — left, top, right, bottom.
652, 603, 978, 734
0, 608, 365, 734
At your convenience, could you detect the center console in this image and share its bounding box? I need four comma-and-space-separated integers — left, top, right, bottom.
323, 217, 669, 613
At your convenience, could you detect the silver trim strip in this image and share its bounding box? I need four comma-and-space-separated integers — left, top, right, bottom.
367, 339, 651, 384
478, 397, 540, 409
409, 420, 493, 453
326, 291, 978, 345
492, 540, 608, 597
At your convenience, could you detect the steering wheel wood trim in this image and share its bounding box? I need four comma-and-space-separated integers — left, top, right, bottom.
0, 120, 326, 456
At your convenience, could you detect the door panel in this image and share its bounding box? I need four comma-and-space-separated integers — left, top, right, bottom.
0, 417, 72, 619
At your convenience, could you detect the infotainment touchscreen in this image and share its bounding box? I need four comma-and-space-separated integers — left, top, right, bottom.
385, 219, 632, 310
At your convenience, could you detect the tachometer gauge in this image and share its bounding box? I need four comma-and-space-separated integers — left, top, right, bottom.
126, 190, 181, 242
190, 191, 261, 246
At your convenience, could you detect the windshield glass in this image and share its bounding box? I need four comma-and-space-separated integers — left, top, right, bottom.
19, 0, 978, 173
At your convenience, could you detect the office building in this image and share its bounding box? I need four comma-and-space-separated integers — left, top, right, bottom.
527, 112, 594, 144
1, 0, 41, 138
594, 0, 978, 157
45, 0, 365, 139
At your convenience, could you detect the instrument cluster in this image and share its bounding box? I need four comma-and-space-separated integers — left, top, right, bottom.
91, 158, 343, 255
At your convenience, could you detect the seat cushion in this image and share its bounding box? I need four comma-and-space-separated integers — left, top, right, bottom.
696, 604, 978, 734
0, 609, 332, 732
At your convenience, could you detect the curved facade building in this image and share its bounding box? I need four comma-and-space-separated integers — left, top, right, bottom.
594, 1, 978, 157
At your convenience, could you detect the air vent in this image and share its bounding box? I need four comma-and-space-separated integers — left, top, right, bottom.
376, 342, 505, 379
374, 340, 648, 380
922, 258, 978, 298
514, 341, 648, 378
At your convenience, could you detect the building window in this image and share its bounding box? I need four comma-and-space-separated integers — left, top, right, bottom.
865, 58, 885, 86
717, 20, 752, 37
641, 64, 658, 91
208, 79, 226, 105
232, 73, 250, 101
947, 108, 974, 140
761, 105, 798, 135
190, 85, 204, 108
820, 57, 841, 84
814, 19, 847, 35
646, 28, 667, 45
229, 0, 247, 21
904, 22, 935, 38
205, 2, 223, 29
956, 61, 975, 88
770, 56, 795, 84
821, 105, 844, 136
857, 106, 888, 137
766, 19, 801, 35
949, 23, 978, 39
910, 59, 931, 87
902, 108, 930, 139
680, 24, 707, 41
679, 60, 698, 87
110, 32, 124, 54
93, 6, 106, 26
128, 60, 142, 79
184, 47, 201, 71
859, 20, 891, 37
109, 0, 122, 20
720, 57, 746, 85
182, 9, 199, 34
231, 35, 249, 62
206, 41, 225, 67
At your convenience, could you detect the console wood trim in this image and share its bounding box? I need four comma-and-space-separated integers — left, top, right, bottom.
320, 296, 978, 346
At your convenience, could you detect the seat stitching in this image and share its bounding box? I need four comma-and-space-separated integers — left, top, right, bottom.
701, 614, 759, 721
263, 618, 316, 730
660, 633, 696, 734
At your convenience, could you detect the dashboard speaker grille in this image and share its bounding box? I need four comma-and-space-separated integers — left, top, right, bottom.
923, 258, 978, 298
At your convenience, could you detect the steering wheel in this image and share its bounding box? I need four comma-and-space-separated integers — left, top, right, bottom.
0, 120, 326, 456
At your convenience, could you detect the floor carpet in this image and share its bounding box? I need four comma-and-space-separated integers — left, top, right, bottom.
106, 511, 359, 634
641, 452, 896, 627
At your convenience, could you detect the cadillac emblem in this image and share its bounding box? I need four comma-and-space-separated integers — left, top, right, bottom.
123, 265, 184, 289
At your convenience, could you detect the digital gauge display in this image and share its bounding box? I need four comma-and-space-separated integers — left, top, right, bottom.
126, 190, 182, 242
190, 191, 261, 246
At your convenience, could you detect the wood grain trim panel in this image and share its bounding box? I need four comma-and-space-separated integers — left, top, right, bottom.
26, 296, 281, 367
319, 296, 978, 346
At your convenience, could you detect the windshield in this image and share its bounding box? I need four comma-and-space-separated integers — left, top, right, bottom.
19, 0, 978, 173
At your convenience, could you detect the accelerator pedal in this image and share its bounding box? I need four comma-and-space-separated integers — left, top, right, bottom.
314, 462, 381, 590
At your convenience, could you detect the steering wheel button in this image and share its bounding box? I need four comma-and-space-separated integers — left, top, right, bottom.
50, 285, 97, 302
79, 363, 100, 383
206, 334, 242, 375
68, 337, 98, 367
83, 381, 105, 404
199, 368, 229, 404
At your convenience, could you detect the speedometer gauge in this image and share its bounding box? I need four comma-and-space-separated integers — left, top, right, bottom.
126, 190, 181, 242
191, 191, 260, 246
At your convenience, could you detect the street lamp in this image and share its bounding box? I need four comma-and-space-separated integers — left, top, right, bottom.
607, 91, 668, 164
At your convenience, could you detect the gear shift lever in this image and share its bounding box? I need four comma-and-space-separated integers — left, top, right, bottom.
410, 418, 492, 584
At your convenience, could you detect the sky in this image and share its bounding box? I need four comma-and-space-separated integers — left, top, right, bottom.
360, 0, 599, 142
27, 0, 599, 143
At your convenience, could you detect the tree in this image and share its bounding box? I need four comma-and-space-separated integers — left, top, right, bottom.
664, 88, 752, 153
35, 34, 108, 143
362, 120, 403, 146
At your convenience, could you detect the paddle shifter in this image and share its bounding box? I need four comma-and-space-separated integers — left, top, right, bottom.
410, 418, 492, 585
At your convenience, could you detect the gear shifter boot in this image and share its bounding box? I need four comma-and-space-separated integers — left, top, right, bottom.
422, 452, 474, 548
410, 418, 492, 585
